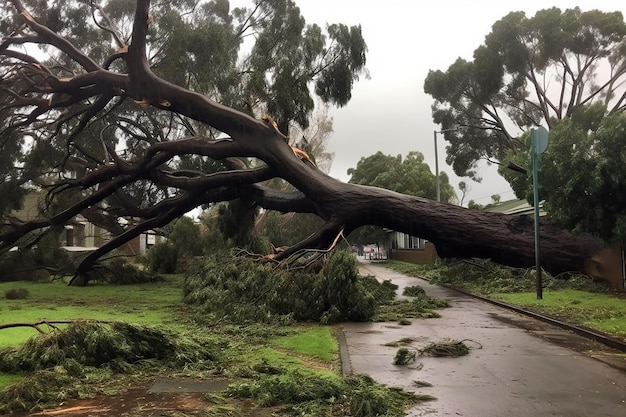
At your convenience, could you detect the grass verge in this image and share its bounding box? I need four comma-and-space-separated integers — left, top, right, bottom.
494, 290, 626, 338
382, 259, 626, 340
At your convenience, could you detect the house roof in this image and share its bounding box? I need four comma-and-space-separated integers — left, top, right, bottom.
485, 198, 546, 216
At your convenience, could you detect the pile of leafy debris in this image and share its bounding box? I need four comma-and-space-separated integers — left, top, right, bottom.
384, 258, 609, 295
183, 250, 449, 325
0, 321, 223, 413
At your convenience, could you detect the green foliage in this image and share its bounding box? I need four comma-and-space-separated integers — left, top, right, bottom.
229, 369, 343, 407
183, 250, 379, 324
146, 216, 209, 273
375, 297, 448, 322
393, 348, 416, 365
501, 111, 626, 243
357, 265, 448, 322
0, 322, 173, 372
217, 199, 264, 252
541, 113, 626, 243
99, 258, 161, 285
348, 151, 456, 203
260, 212, 325, 248
170, 216, 204, 257
423, 259, 542, 294
402, 285, 426, 297
228, 371, 423, 417
419, 339, 471, 357
346, 374, 427, 417
0, 321, 222, 413
424, 7, 626, 178
360, 276, 398, 304
146, 241, 179, 273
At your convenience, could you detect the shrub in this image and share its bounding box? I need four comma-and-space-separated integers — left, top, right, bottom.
4, 288, 29, 300
100, 258, 161, 285
146, 241, 178, 273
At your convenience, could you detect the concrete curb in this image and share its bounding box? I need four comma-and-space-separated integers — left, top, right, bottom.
337, 328, 352, 376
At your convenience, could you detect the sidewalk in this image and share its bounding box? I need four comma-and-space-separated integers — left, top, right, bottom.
340, 258, 626, 417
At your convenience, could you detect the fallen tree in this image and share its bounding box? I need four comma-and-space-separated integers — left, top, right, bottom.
0, 0, 612, 285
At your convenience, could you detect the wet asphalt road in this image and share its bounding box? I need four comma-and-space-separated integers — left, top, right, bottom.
340, 259, 626, 417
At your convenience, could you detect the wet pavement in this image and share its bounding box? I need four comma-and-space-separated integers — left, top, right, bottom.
340, 259, 626, 417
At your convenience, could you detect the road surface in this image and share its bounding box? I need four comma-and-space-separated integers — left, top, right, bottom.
340, 259, 626, 417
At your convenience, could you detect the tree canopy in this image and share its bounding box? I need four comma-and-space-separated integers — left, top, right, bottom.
501, 106, 626, 244
348, 151, 456, 203
424, 7, 626, 179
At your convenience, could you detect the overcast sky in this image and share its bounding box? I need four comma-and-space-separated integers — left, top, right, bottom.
288, 0, 626, 205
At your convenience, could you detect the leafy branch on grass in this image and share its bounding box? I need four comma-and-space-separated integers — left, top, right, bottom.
0, 319, 112, 334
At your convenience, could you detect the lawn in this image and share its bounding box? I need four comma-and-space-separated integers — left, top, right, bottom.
271, 326, 338, 363
0, 277, 185, 349
494, 289, 626, 338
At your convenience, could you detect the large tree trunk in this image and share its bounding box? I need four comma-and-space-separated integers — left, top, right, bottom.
260, 169, 606, 277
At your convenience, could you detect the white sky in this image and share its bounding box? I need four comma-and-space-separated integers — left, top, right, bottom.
289, 0, 626, 205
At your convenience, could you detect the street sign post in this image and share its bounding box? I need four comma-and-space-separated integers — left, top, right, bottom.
532, 126, 549, 300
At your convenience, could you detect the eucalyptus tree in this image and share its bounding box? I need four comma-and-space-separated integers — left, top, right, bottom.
0, 0, 366, 277
348, 151, 456, 203
424, 7, 626, 179
500, 105, 626, 246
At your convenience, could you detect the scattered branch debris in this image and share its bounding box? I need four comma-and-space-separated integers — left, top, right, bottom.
393, 339, 482, 365
393, 348, 416, 365
419, 339, 474, 357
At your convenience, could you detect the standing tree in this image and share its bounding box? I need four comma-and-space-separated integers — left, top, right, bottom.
348, 151, 456, 203
423, 7, 626, 179
0, 0, 616, 285
501, 106, 626, 246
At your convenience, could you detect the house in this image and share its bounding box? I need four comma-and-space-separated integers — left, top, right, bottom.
387, 231, 438, 265
6, 192, 159, 256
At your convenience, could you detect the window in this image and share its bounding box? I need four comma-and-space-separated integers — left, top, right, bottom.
395, 232, 426, 250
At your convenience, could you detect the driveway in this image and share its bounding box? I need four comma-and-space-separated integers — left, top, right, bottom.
340, 259, 626, 417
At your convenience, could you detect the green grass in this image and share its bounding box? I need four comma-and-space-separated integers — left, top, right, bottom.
0, 276, 185, 348
494, 289, 626, 337
270, 326, 338, 363
0, 373, 23, 388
